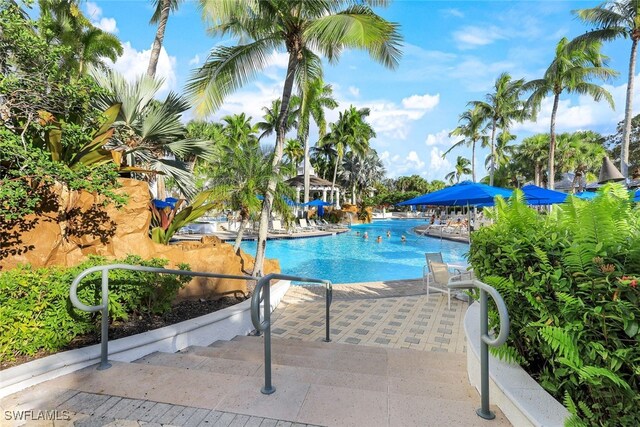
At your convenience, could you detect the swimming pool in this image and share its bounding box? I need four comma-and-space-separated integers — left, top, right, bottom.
239, 219, 468, 284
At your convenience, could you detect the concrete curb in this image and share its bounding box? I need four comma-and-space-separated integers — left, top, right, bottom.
464, 302, 570, 427
0, 280, 291, 398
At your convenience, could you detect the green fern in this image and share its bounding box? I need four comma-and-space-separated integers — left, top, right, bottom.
539, 326, 581, 366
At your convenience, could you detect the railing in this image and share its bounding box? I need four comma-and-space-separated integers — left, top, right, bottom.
448, 279, 510, 420
70, 264, 255, 370
251, 273, 332, 395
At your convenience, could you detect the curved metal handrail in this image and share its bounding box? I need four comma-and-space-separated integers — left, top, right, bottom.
250, 273, 332, 394
448, 278, 510, 420
70, 264, 254, 370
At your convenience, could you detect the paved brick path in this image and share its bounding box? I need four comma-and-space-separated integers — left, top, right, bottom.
270, 280, 468, 354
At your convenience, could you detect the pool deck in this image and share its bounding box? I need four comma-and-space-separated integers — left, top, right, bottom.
173, 227, 350, 243
0, 280, 509, 426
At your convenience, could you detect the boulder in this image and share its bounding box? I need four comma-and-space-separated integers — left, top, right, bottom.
0, 179, 280, 298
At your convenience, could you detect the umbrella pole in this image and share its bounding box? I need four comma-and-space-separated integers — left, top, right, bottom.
467, 203, 471, 244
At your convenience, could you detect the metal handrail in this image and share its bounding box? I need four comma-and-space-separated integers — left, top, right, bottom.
448, 279, 510, 420
70, 264, 254, 370
251, 273, 332, 395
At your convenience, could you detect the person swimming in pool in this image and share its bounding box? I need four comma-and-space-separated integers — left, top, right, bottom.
401, 235, 406, 242
386, 230, 391, 238
363, 232, 369, 239
376, 236, 382, 243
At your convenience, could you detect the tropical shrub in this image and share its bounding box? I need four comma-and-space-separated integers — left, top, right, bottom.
0, 255, 190, 364
469, 185, 640, 426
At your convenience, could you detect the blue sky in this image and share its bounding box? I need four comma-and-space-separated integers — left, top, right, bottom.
84, 0, 637, 182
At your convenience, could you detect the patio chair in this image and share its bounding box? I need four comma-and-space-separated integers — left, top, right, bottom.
269, 220, 289, 234
422, 252, 443, 285
298, 218, 314, 231
427, 260, 469, 310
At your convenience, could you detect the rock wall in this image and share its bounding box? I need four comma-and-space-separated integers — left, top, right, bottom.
0, 179, 280, 298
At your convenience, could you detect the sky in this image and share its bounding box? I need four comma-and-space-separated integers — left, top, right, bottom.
82, 0, 638, 182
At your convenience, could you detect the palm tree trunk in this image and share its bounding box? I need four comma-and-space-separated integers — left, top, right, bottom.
534, 164, 540, 187
352, 182, 356, 205
471, 139, 476, 182
147, 0, 170, 77
620, 37, 638, 178
330, 157, 339, 203
548, 93, 560, 190
253, 51, 298, 277
489, 119, 496, 186
233, 216, 249, 254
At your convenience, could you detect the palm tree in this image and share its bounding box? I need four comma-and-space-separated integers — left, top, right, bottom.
292, 78, 338, 205
523, 37, 616, 189
147, 0, 182, 77
257, 98, 297, 142
573, 1, 640, 177
38, 0, 122, 76
91, 68, 212, 198
517, 134, 549, 186
310, 143, 337, 180
187, 0, 401, 276
445, 156, 472, 184
445, 106, 487, 182
221, 113, 259, 146
283, 138, 304, 167
556, 131, 607, 192
321, 106, 376, 202
470, 73, 526, 186
340, 149, 385, 204
485, 131, 516, 172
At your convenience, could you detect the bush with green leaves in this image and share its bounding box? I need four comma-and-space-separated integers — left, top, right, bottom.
469, 184, 640, 426
0, 255, 190, 365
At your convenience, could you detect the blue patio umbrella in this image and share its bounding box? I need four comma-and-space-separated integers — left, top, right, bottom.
302, 199, 332, 217
521, 185, 567, 205
635, 190, 640, 202
575, 191, 598, 200
398, 181, 513, 207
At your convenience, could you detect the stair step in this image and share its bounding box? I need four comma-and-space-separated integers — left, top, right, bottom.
133, 352, 262, 377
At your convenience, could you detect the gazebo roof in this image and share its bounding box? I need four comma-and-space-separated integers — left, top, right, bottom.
286, 174, 338, 188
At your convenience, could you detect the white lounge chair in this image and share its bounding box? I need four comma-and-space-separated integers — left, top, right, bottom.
270, 220, 290, 234
298, 218, 314, 231
427, 260, 471, 310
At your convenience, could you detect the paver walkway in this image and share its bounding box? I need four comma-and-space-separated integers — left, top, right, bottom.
271, 280, 468, 353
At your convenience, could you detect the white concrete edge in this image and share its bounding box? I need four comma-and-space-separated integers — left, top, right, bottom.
464, 302, 570, 427
0, 280, 291, 399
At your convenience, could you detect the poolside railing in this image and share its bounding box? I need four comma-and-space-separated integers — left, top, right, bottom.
448, 279, 510, 420
251, 273, 333, 394
70, 265, 333, 396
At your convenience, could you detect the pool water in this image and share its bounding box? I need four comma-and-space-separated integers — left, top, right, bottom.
239, 219, 468, 284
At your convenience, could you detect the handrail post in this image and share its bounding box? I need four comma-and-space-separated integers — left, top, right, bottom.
98, 268, 112, 371
259, 276, 275, 395
324, 284, 332, 342
477, 288, 495, 420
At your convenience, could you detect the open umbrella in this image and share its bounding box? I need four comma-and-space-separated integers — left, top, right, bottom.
302, 199, 332, 217
398, 181, 512, 207
575, 191, 597, 200
521, 185, 567, 205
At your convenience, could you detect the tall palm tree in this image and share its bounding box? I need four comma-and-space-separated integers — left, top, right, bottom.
292, 78, 338, 205
445, 156, 472, 184
321, 106, 376, 202
573, 0, 640, 177
340, 149, 385, 205
470, 73, 526, 186
523, 37, 616, 189
91, 68, 212, 198
310, 143, 337, 180
221, 113, 259, 146
187, 0, 402, 276
445, 106, 487, 182
147, 0, 182, 77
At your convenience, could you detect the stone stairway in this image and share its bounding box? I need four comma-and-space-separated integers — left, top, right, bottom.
1, 335, 510, 426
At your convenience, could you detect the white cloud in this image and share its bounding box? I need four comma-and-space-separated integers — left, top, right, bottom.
107, 42, 177, 97
453, 26, 505, 50
442, 8, 464, 18
425, 129, 456, 147
348, 86, 360, 97
189, 54, 201, 66
406, 151, 425, 169
402, 93, 440, 110
267, 50, 289, 69
429, 147, 452, 175
85, 2, 118, 33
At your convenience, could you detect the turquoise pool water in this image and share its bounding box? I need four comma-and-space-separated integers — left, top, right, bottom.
239, 219, 468, 284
